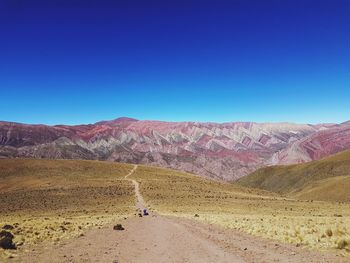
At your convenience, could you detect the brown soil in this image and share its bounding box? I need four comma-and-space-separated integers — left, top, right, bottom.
13, 215, 349, 263
11, 165, 349, 263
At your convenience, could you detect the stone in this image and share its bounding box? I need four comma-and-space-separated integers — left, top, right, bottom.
113, 224, 125, 231
0, 230, 16, 250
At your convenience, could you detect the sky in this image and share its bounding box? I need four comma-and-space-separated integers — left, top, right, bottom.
0, 0, 349, 125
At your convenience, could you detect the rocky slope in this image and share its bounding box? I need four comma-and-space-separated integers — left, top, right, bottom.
270, 121, 350, 165
0, 118, 349, 181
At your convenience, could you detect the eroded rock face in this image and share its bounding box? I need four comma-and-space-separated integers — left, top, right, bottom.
1, 118, 349, 181
270, 122, 350, 165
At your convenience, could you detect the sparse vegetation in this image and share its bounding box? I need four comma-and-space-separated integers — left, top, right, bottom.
0, 159, 135, 260
1, 158, 350, 260
130, 164, 350, 258
237, 150, 350, 202
337, 239, 349, 250
326, 229, 333, 237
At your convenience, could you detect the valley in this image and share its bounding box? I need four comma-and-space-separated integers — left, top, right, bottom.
131, 163, 350, 259
3, 0, 349, 262
1, 159, 350, 262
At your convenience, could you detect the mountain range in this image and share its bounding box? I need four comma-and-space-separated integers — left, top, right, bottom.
1, 117, 349, 181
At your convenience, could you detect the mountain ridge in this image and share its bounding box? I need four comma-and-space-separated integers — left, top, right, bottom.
0, 117, 349, 181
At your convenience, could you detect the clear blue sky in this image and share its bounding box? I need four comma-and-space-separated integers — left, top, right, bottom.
0, 0, 349, 125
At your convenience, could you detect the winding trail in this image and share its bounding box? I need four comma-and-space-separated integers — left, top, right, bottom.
124, 165, 146, 212
16, 166, 350, 263
124, 164, 138, 179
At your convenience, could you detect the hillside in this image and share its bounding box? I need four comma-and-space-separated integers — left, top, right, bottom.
237, 150, 350, 201
0, 159, 135, 252
270, 122, 350, 165
1, 118, 350, 181
0, 158, 269, 251
292, 176, 350, 202
1, 159, 350, 260
129, 164, 350, 257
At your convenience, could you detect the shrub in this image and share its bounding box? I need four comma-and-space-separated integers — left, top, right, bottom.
325, 229, 333, 237
337, 239, 348, 249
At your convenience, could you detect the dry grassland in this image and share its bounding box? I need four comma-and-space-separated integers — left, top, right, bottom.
1, 158, 350, 260
238, 150, 350, 199
0, 159, 135, 259
131, 165, 350, 258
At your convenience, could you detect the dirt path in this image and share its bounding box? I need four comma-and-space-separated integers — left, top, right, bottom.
15, 166, 350, 263
124, 165, 138, 179
17, 215, 349, 263
124, 165, 146, 211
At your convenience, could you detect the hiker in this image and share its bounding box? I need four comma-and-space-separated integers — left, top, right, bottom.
143, 208, 149, 216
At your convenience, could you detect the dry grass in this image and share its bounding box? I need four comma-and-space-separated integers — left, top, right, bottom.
291, 176, 350, 202
237, 150, 350, 200
0, 159, 135, 259
131, 165, 350, 258
1, 159, 350, 259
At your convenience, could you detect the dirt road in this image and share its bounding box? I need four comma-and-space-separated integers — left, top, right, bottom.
15, 166, 349, 263
124, 165, 138, 180
124, 165, 146, 211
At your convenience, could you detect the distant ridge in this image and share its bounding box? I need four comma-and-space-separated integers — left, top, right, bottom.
0, 117, 349, 181
95, 117, 139, 126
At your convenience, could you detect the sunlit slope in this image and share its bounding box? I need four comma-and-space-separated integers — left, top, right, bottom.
130, 164, 276, 214
291, 176, 350, 202
0, 159, 135, 250
1, 159, 350, 257
0, 158, 134, 192
237, 150, 350, 200
130, 165, 350, 256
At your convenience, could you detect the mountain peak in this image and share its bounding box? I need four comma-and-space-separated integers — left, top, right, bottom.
95, 117, 138, 126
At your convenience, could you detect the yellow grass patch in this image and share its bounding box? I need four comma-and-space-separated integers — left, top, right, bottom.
0, 159, 135, 260
132, 165, 350, 257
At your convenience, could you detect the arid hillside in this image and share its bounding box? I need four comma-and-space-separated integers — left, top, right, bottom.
130, 164, 350, 257
1, 159, 350, 261
237, 150, 350, 202
1, 118, 350, 181
0, 158, 135, 260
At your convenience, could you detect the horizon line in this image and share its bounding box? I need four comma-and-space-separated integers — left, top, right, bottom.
0, 117, 348, 127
